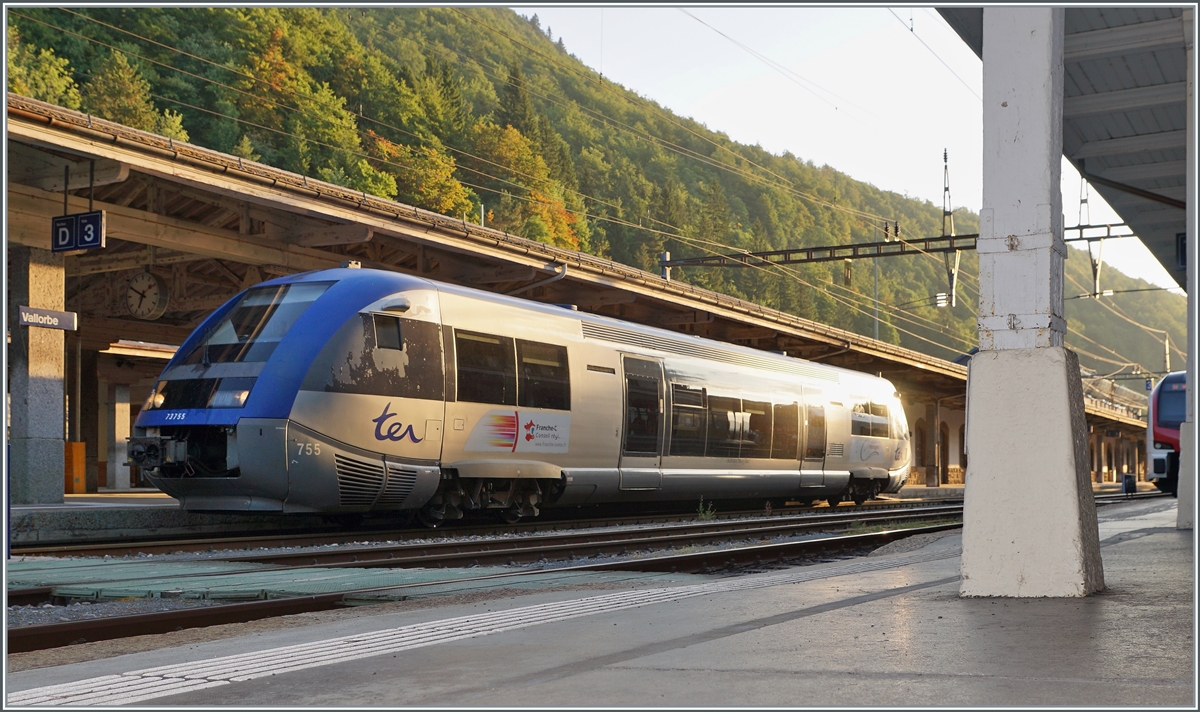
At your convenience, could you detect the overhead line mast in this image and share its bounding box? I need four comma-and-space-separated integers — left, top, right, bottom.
941, 149, 961, 309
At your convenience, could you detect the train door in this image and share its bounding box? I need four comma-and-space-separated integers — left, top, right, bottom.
619, 356, 663, 490
800, 398, 826, 489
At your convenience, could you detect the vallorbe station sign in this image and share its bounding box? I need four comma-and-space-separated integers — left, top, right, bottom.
51, 210, 106, 252
18, 306, 77, 331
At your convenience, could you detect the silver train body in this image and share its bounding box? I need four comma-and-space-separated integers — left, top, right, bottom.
133, 268, 912, 522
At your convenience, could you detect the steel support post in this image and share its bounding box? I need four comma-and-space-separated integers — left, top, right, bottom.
1178, 9, 1195, 530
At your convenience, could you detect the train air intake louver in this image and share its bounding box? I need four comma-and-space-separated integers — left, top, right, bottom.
828, 443, 845, 457
334, 454, 385, 506
376, 463, 419, 507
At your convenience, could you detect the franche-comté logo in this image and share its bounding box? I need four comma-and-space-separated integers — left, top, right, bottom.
523, 419, 559, 442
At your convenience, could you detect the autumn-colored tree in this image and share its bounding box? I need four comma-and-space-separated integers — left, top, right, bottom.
467, 121, 581, 250
366, 131, 473, 215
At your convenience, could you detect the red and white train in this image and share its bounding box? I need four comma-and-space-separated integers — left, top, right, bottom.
1147, 370, 1186, 496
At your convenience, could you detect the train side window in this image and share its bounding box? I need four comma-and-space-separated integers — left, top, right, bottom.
742, 400, 772, 459
891, 407, 908, 440
805, 405, 826, 459
517, 340, 570, 410
373, 314, 402, 350
670, 384, 707, 456
869, 402, 889, 438
455, 331, 516, 405
851, 401, 872, 436
300, 314, 444, 401
624, 372, 661, 455
771, 403, 799, 459
707, 396, 741, 458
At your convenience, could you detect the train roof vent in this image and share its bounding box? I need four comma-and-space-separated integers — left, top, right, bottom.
376, 463, 419, 508
334, 454, 385, 507
580, 322, 839, 383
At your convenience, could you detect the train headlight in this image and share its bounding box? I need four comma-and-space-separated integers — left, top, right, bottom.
207, 377, 256, 408
143, 382, 166, 410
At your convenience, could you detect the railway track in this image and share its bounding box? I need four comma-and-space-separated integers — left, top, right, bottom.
10, 497, 962, 559
6, 520, 959, 654
11, 490, 1155, 560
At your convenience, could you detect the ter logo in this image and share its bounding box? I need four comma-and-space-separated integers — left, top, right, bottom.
372, 402, 423, 443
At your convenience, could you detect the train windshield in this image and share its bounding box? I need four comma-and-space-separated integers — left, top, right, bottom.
180, 282, 332, 365
1158, 389, 1186, 430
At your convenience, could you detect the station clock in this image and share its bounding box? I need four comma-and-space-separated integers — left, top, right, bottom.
126, 271, 169, 321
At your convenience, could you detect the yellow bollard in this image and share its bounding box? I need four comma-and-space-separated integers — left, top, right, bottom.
64, 442, 87, 494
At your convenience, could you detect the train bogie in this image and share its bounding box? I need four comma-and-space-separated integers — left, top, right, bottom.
132, 267, 912, 521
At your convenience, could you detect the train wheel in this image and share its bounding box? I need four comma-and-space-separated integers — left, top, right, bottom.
500, 506, 522, 524
417, 507, 443, 529
826, 495, 840, 507
852, 494, 867, 506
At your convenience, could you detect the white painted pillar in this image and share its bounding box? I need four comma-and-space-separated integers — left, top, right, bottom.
107, 384, 131, 490
962, 7, 1104, 597
1179, 9, 1195, 530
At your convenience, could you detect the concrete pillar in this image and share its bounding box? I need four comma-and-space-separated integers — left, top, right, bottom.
107, 384, 130, 490
80, 349, 100, 492
7, 245, 66, 504
1178, 9, 1195, 530
962, 7, 1104, 597
923, 404, 938, 486
97, 377, 109, 488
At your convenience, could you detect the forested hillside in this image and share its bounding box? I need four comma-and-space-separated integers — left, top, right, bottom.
7, 6, 1185, 378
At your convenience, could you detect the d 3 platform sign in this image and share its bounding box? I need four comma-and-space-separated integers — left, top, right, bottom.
51, 210, 106, 252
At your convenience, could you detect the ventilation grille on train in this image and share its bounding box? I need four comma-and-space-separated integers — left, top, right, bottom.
828, 443, 845, 457
334, 454, 385, 507
580, 322, 839, 383
377, 463, 419, 507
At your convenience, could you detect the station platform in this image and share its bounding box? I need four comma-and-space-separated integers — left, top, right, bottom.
6, 490, 347, 546
896, 480, 1160, 498
7, 498, 1192, 707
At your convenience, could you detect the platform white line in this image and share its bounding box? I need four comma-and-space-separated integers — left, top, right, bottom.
7, 547, 959, 706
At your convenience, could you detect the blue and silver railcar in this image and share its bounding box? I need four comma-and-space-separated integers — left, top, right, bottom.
131, 267, 911, 523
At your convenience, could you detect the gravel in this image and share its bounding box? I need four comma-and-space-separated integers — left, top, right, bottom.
7, 598, 226, 628
866, 528, 960, 557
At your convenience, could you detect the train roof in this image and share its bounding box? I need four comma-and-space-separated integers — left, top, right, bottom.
301, 268, 897, 395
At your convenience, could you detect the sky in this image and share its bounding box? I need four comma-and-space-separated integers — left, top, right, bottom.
509, 5, 1182, 292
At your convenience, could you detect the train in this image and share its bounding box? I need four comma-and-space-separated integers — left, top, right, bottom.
1147, 371, 1186, 496
128, 266, 912, 525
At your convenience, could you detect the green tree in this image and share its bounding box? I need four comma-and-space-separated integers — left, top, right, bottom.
157, 109, 189, 141
81, 50, 159, 131
7, 24, 82, 109
495, 63, 537, 136
231, 135, 261, 161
